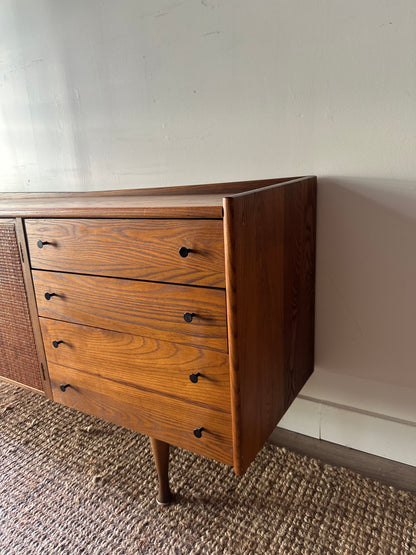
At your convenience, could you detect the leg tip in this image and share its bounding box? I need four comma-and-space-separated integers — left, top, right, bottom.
156, 497, 171, 506
156, 491, 174, 506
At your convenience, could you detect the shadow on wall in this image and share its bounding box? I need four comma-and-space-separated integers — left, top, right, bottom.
315, 176, 416, 390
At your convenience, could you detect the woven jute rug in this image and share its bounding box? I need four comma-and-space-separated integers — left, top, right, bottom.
0, 382, 415, 554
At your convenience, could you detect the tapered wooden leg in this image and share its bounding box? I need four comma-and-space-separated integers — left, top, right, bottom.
150, 437, 172, 505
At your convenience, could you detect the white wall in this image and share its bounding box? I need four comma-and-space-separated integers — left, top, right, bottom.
1, 1, 415, 465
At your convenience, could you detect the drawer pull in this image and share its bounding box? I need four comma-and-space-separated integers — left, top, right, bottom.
183, 312, 195, 323
193, 427, 205, 439
37, 240, 51, 249
189, 373, 201, 383
59, 384, 71, 392
179, 246, 192, 258
52, 340, 64, 348
44, 292, 57, 300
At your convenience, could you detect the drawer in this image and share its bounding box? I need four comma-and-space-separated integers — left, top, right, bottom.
0, 219, 44, 392
33, 270, 227, 352
48, 361, 233, 465
40, 318, 231, 411
25, 218, 225, 287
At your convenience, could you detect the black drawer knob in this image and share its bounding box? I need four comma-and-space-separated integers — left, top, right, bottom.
183, 312, 195, 323
179, 246, 191, 258
37, 240, 50, 249
44, 292, 57, 301
59, 384, 71, 392
52, 340, 63, 349
193, 427, 205, 439
189, 373, 201, 383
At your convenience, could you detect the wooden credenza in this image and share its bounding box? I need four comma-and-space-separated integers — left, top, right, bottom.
0, 177, 316, 504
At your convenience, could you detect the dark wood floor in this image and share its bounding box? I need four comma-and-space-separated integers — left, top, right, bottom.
270, 428, 416, 494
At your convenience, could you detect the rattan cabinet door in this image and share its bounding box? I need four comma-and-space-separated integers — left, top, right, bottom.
0, 219, 44, 392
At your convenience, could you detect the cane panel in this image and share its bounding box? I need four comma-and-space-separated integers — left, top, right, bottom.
0, 220, 43, 391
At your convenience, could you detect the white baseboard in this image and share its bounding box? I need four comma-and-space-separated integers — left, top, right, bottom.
277, 369, 416, 467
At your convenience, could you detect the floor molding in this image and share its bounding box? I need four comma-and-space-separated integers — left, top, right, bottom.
270, 428, 416, 494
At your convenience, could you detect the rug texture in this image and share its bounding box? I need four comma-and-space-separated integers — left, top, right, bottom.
0, 381, 415, 555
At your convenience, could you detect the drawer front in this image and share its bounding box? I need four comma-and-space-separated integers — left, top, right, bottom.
33, 270, 227, 352
40, 318, 231, 411
25, 218, 225, 287
48, 362, 233, 465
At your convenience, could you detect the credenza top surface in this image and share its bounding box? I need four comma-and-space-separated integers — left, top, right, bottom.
0, 193, 225, 219
0, 177, 303, 218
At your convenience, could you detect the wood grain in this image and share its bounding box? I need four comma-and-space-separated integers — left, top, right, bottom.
1, 176, 317, 484
282, 179, 317, 406
150, 438, 172, 504
224, 176, 316, 474
49, 361, 233, 464
25, 218, 225, 287
1, 195, 225, 219
40, 318, 231, 411
0, 178, 299, 219
71, 177, 297, 197
33, 270, 227, 352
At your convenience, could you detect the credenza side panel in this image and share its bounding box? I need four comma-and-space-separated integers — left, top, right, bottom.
0, 218, 46, 393
224, 177, 317, 475
282, 178, 317, 405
